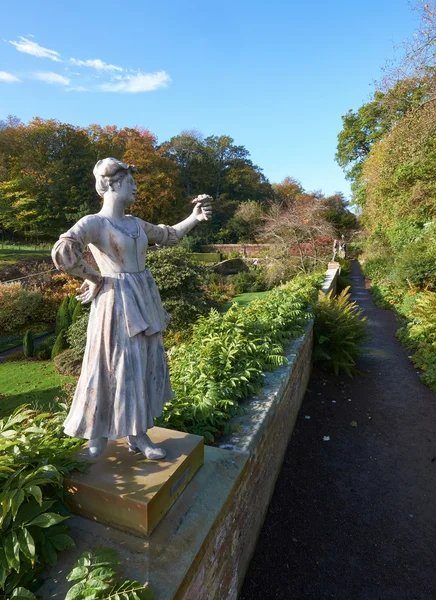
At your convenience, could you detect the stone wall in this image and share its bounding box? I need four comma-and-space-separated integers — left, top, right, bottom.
201, 243, 270, 257
178, 325, 314, 599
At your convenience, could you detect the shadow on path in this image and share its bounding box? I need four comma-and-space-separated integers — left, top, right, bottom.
240, 261, 436, 600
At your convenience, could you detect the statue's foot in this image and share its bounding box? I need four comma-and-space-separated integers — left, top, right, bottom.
127, 433, 167, 460
89, 437, 108, 458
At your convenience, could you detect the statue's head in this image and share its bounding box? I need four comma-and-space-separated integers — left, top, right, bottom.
93, 157, 137, 206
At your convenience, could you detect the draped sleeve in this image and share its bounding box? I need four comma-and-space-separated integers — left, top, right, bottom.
52, 216, 95, 272
141, 221, 179, 247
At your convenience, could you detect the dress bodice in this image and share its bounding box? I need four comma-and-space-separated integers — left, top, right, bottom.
52, 214, 178, 275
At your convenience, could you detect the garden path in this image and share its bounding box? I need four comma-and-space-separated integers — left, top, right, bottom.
240, 261, 436, 600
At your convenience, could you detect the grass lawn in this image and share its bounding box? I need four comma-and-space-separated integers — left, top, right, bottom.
0, 247, 52, 272
219, 290, 271, 313
189, 252, 221, 264
0, 361, 75, 418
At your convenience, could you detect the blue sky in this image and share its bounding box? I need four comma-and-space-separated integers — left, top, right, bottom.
1, 0, 418, 198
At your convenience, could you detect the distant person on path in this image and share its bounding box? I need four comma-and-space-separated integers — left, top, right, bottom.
332, 238, 339, 261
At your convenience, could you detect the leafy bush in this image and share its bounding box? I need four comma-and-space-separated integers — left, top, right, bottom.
313, 287, 367, 376
54, 349, 82, 377
63, 548, 153, 600
56, 297, 72, 335
392, 238, 436, 291
0, 406, 85, 596
396, 291, 436, 390
228, 269, 267, 295
66, 314, 89, 360
22, 331, 34, 358
35, 335, 56, 361
361, 257, 391, 280
71, 301, 85, 324
147, 246, 211, 330
159, 273, 322, 440
0, 284, 47, 335
51, 329, 69, 360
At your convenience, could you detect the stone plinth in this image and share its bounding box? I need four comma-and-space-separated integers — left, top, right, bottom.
64, 427, 204, 537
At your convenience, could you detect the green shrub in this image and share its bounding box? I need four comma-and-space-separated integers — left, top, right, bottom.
67, 314, 89, 360
68, 295, 79, 320
392, 239, 436, 291
22, 330, 34, 358
35, 335, 56, 360
147, 246, 211, 331
0, 283, 46, 335
412, 345, 436, 391
228, 269, 267, 295
159, 273, 322, 440
313, 287, 367, 376
54, 349, 82, 377
51, 329, 69, 360
0, 406, 84, 596
361, 257, 391, 280
71, 301, 86, 324
55, 297, 72, 335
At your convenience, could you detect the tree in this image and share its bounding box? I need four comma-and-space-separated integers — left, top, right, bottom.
336, 79, 430, 192
161, 131, 205, 197
122, 127, 185, 225
261, 194, 335, 272
217, 201, 264, 243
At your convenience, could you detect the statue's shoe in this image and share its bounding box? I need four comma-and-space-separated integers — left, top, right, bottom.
89, 437, 108, 458
126, 434, 167, 460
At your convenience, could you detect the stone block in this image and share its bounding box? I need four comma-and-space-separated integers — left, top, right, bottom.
64, 427, 204, 537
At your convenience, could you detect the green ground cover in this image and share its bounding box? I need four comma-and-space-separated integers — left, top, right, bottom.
0, 360, 74, 417
0, 246, 51, 271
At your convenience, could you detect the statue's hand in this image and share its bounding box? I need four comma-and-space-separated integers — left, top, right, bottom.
76, 277, 103, 304
192, 194, 213, 222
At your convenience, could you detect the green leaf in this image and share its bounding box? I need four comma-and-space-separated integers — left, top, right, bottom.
66, 565, 89, 582
49, 533, 75, 551
11, 488, 25, 519
41, 538, 57, 567
10, 587, 37, 599
65, 581, 87, 600
26, 485, 42, 506
4, 531, 20, 572
28, 512, 69, 528
17, 528, 36, 562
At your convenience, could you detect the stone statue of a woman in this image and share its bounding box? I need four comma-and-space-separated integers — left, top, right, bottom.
52, 158, 212, 460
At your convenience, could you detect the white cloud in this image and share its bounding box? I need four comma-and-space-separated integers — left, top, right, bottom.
34, 72, 70, 85
0, 71, 20, 83
99, 71, 170, 93
9, 36, 61, 62
66, 85, 88, 92
70, 58, 123, 72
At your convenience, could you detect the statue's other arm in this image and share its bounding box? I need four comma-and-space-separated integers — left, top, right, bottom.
141, 194, 213, 246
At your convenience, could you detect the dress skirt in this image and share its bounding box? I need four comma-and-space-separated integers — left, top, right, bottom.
63, 269, 174, 440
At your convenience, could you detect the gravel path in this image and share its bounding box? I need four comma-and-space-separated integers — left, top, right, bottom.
239, 261, 436, 600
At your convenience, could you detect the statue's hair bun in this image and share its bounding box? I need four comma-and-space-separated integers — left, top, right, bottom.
93, 157, 136, 179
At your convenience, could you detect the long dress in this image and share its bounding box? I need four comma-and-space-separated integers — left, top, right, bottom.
52, 214, 177, 440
